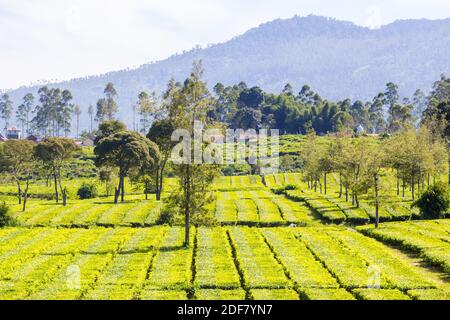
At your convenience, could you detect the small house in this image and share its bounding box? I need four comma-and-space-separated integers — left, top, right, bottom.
81, 138, 94, 147
355, 125, 365, 135
26, 135, 39, 143
6, 127, 21, 139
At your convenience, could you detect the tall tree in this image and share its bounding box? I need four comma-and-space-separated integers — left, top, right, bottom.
95, 98, 107, 123
137, 91, 158, 134
147, 119, 176, 200
87, 104, 94, 133
0, 140, 35, 210
34, 137, 80, 205
368, 93, 386, 133
31, 86, 73, 137
165, 61, 220, 246
429, 74, 450, 102
94, 131, 159, 203
0, 94, 13, 133
73, 105, 82, 138
59, 90, 74, 137
94, 120, 127, 145
104, 82, 118, 120
16, 93, 34, 136
412, 89, 426, 124
384, 82, 400, 111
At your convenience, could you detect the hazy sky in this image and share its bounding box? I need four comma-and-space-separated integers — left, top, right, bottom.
1, 0, 449, 90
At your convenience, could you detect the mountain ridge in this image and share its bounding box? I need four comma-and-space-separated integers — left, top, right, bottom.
4, 15, 450, 128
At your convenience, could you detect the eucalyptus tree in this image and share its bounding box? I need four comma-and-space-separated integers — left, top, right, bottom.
164, 61, 220, 246
86, 104, 93, 133
0, 94, 13, 132
73, 105, 82, 137
95, 82, 119, 122
31, 87, 73, 137
137, 91, 159, 134
16, 93, 35, 136
104, 82, 118, 120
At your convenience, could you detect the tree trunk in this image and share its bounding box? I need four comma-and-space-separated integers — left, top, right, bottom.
57, 175, 66, 206
411, 175, 415, 201
324, 173, 327, 195
345, 186, 348, 202
54, 173, 59, 203
121, 176, 125, 202
114, 178, 121, 204
16, 181, 21, 204
402, 176, 405, 197
155, 168, 161, 201
355, 192, 359, 208
158, 163, 165, 201
396, 170, 400, 196
417, 174, 420, 195
184, 165, 191, 247
374, 174, 379, 228
22, 178, 29, 212
144, 181, 148, 200
62, 187, 67, 206
339, 173, 342, 198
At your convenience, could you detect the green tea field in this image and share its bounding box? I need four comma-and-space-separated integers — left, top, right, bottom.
0, 173, 449, 300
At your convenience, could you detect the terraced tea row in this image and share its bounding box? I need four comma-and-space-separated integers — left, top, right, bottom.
1, 225, 447, 300
286, 188, 416, 224
6, 199, 162, 227
266, 172, 422, 224
5, 189, 315, 227
215, 191, 314, 225
359, 220, 450, 273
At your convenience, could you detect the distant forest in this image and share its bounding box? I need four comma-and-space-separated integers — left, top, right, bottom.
3, 15, 449, 130
0, 69, 449, 138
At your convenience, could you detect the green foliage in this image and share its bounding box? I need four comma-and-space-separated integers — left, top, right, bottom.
412, 182, 450, 219
94, 120, 126, 145
156, 209, 175, 225
358, 220, 450, 273
353, 289, 411, 300
77, 183, 98, 200
0, 224, 448, 300
227, 227, 290, 288
29, 87, 74, 136
94, 130, 160, 202
0, 202, 16, 227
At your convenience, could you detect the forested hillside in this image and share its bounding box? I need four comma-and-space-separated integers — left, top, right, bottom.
3, 15, 450, 129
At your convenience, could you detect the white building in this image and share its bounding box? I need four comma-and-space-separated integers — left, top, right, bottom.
6, 127, 21, 139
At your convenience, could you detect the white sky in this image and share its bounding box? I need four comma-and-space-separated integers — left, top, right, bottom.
1, 0, 449, 90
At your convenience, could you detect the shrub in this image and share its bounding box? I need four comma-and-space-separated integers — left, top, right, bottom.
77, 183, 98, 200
272, 184, 297, 195
156, 209, 175, 225
412, 182, 450, 219
0, 202, 16, 227
271, 187, 285, 195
